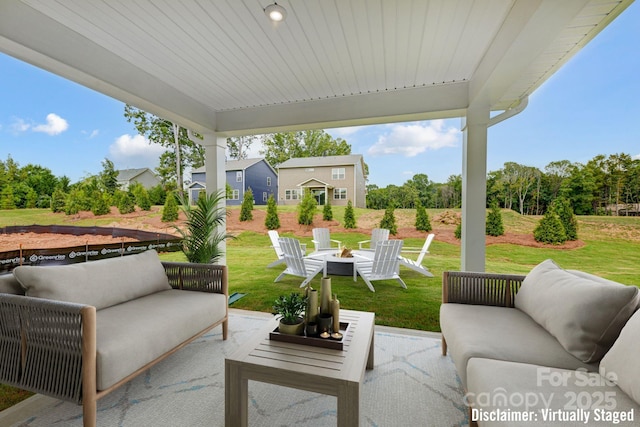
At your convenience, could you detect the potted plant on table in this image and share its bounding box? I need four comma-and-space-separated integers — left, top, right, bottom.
273, 292, 308, 335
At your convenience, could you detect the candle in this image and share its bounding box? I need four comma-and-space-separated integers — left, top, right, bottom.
331, 294, 340, 332
319, 331, 330, 339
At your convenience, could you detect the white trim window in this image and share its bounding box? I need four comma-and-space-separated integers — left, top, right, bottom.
332, 167, 345, 180
236, 171, 242, 182
267, 176, 272, 186
334, 188, 347, 200
263, 192, 268, 202
285, 189, 301, 200
231, 189, 240, 200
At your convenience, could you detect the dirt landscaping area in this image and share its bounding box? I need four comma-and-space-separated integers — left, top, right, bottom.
0, 206, 587, 251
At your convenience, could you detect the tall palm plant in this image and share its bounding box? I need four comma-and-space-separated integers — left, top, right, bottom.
175, 190, 233, 263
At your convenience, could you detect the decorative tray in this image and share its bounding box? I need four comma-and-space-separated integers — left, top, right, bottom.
269, 322, 349, 350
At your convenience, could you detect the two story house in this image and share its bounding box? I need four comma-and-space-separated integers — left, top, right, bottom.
116, 168, 161, 190
189, 158, 277, 206
277, 155, 367, 208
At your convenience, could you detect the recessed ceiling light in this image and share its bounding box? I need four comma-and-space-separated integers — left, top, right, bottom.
264, 3, 287, 22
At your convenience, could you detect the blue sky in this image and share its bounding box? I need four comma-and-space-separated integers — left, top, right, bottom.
1, 2, 638, 187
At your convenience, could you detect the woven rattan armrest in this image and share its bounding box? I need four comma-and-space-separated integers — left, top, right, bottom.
0, 294, 95, 405
162, 262, 228, 296
442, 271, 526, 308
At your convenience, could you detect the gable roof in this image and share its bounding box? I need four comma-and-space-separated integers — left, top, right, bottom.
116, 168, 154, 182
191, 158, 275, 174
278, 155, 364, 169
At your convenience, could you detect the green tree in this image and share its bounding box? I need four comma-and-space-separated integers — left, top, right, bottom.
322, 199, 333, 221
91, 192, 111, 215
174, 191, 234, 263
405, 173, 434, 207
0, 186, 16, 209
64, 189, 82, 215
486, 199, 504, 236
265, 194, 280, 229
380, 204, 398, 235
115, 190, 135, 214
148, 184, 167, 205
533, 210, 567, 244
261, 130, 352, 168
551, 197, 578, 241
130, 183, 151, 211
297, 188, 317, 225
415, 201, 432, 232
343, 200, 356, 228
124, 105, 205, 192
227, 135, 260, 160
99, 158, 119, 194
51, 189, 66, 213
25, 187, 38, 208
240, 188, 254, 221
162, 191, 179, 222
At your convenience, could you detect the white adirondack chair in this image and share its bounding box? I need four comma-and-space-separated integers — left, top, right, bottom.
267, 230, 307, 268
357, 228, 390, 251
399, 234, 435, 277
354, 240, 405, 292
312, 228, 342, 252
274, 237, 325, 287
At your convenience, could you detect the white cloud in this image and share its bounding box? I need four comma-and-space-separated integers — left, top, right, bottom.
33, 113, 69, 135
10, 118, 30, 133
633, 153, 640, 160
326, 126, 365, 137
109, 134, 168, 168
82, 129, 99, 139
367, 120, 460, 157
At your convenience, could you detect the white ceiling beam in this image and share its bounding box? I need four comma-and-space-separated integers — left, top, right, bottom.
214, 82, 469, 137
0, 0, 216, 132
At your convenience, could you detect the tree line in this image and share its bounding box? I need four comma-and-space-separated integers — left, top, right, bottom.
366, 153, 640, 216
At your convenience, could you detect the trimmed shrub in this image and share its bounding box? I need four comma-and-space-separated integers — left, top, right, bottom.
415, 202, 432, 232
380, 204, 398, 235
552, 197, 578, 241
486, 200, 504, 236
265, 194, 280, 230
534, 210, 567, 244
162, 191, 179, 222
115, 190, 135, 214
343, 200, 356, 229
240, 188, 254, 221
323, 200, 333, 221
91, 192, 111, 216
297, 189, 317, 225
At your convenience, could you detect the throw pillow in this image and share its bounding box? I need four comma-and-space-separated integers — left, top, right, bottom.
514, 259, 639, 363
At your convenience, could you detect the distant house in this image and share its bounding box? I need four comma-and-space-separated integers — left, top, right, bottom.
116, 168, 160, 190
277, 155, 367, 208
189, 158, 277, 206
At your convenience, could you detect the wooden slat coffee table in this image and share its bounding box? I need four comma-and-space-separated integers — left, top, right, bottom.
225, 309, 375, 427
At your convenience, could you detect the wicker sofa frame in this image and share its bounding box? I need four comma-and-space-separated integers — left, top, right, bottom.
0, 261, 228, 427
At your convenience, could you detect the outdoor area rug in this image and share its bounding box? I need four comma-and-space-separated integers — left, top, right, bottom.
3, 310, 468, 426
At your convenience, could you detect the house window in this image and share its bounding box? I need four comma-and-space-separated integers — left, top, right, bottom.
230, 189, 240, 200
285, 189, 301, 200
332, 168, 345, 180
334, 188, 347, 200
305, 168, 315, 172
267, 176, 271, 186
263, 192, 268, 202
236, 171, 242, 182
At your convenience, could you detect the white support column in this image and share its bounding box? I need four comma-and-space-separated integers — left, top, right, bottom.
461, 102, 489, 272
202, 132, 228, 265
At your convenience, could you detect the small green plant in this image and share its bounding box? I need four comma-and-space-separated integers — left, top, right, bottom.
162, 191, 179, 222
415, 202, 432, 232
297, 188, 317, 225
240, 188, 254, 221
130, 183, 151, 211
174, 190, 234, 263
552, 197, 578, 240
116, 190, 135, 214
343, 200, 356, 228
454, 223, 462, 239
91, 192, 111, 216
272, 292, 308, 325
265, 194, 280, 229
380, 203, 398, 235
51, 189, 66, 213
322, 200, 333, 221
534, 209, 567, 244
486, 200, 504, 236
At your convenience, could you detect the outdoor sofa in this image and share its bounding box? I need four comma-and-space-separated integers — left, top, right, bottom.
0, 249, 228, 427
441, 259, 640, 426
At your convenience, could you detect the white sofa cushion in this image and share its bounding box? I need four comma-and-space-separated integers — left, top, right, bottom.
600, 309, 640, 405
0, 273, 23, 295
13, 250, 171, 310
514, 259, 639, 363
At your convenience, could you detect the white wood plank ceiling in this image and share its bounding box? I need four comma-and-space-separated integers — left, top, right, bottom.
0, 0, 633, 135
